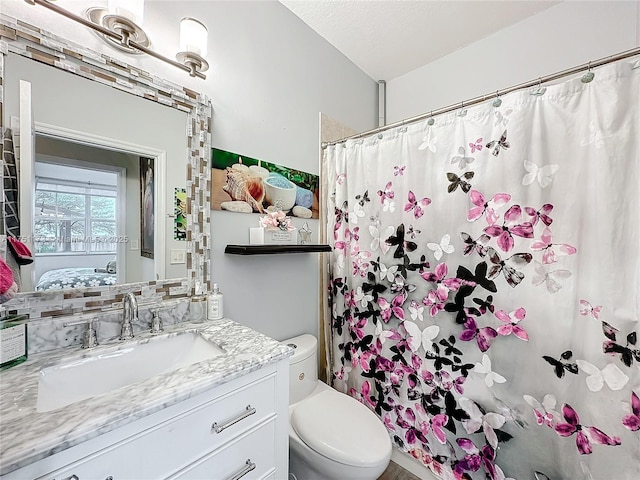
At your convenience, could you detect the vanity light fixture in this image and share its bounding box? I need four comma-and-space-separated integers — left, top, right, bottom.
24, 0, 209, 79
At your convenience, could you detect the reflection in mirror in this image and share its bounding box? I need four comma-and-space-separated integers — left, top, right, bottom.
32, 136, 171, 290
3, 52, 188, 293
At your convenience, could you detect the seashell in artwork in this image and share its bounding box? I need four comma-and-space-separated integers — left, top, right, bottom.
222, 168, 265, 212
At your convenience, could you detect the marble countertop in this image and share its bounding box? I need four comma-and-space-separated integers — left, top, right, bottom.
0, 318, 293, 475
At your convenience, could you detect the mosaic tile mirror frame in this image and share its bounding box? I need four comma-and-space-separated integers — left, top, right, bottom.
0, 14, 212, 323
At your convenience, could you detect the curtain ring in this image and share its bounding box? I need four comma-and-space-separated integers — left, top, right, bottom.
582, 61, 595, 83
492, 90, 502, 107
427, 111, 435, 126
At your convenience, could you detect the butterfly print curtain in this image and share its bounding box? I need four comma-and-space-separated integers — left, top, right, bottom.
323, 60, 639, 480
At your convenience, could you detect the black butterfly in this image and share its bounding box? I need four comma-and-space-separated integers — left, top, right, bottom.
460, 232, 490, 257
371, 382, 392, 415
425, 343, 454, 371
355, 304, 382, 325
332, 314, 345, 336
339, 335, 373, 363
330, 277, 347, 297
355, 190, 370, 206
361, 357, 388, 383
334, 200, 348, 223
397, 254, 429, 278
439, 335, 463, 356
485, 247, 532, 288
445, 284, 479, 324
456, 262, 497, 293
542, 350, 579, 378
444, 391, 469, 434
386, 224, 417, 258
473, 295, 495, 315
451, 357, 474, 377
389, 344, 409, 366
447, 171, 474, 193
602, 321, 640, 367
486, 129, 510, 156
361, 271, 387, 301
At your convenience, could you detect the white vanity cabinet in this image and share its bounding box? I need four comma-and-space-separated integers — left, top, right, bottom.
2, 359, 289, 480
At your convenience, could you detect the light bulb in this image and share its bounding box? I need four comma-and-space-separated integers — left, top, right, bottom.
180, 17, 208, 58
108, 0, 144, 25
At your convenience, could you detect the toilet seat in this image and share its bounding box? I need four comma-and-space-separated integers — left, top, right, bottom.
291, 389, 390, 468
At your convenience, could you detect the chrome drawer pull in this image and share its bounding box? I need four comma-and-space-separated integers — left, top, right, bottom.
226, 459, 256, 480
212, 405, 256, 434
61, 476, 79, 480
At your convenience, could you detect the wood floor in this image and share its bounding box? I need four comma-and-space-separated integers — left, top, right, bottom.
378, 461, 421, 480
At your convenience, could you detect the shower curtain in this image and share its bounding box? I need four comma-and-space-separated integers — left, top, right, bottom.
324, 60, 639, 480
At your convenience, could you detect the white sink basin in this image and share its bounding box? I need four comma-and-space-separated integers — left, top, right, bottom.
37, 332, 225, 412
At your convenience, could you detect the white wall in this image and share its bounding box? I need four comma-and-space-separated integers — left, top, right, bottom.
1, 1, 378, 341
387, 0, 640, 122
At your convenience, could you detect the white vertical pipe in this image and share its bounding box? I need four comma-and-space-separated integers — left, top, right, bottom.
378, 80, 386, 127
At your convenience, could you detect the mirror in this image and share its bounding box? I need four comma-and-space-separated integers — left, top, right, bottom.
4, 52, 187, 291
1, 15, 211, 308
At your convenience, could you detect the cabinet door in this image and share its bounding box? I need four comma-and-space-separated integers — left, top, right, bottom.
168, 419, 277, 480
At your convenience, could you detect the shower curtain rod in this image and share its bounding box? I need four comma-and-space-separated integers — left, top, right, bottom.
322, 46, 640, 148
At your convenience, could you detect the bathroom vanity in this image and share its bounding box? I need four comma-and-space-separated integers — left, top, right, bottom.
0, 318, 292, 479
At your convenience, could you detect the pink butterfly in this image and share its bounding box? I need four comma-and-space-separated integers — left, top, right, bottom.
428, 413, 449, 444
467, 190, 511, 224
455, 438, 498, 478
530, 227, 577, 264
336, 173, 346, 185
495, 308, 529, 341
422, 289, 447, 317
524, 204, 554, 227
579, 300, 602, 319
483, 205, 534, 252
460, 317, 498, 352
404, 191, 431, 219
377, 181, 394, 203
435, 370, 465, 395
394, 165, 406, 176
421, 262, 462, 298
469, 138, 483, 153
378, 294, 406, 323
554, 403, 621, 455
622, 391, 640, 431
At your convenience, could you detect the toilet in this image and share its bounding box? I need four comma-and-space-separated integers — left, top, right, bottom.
284, 334, 392, 480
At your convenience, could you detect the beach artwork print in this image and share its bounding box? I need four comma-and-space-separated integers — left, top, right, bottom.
211, 148, 319, 219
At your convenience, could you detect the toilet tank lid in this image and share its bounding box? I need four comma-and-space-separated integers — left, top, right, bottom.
281, 334, 316, 363
291, 389, 391, 468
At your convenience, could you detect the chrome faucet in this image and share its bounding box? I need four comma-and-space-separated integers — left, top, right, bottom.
120, 292, 138, 340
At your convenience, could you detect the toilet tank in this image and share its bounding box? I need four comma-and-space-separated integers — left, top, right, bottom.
282, 334, 318, 404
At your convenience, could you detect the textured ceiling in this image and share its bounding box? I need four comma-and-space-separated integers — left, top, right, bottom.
280, 0, 560, 81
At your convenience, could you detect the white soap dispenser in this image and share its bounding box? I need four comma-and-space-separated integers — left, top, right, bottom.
207, 283, 224, 320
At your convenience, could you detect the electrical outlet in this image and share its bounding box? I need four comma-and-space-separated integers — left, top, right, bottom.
170, 249, 186, 264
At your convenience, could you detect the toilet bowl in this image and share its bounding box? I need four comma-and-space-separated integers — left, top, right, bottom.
284, 334, 392, 480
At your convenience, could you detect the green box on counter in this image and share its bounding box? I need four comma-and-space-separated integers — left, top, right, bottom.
0, 314, 28, 371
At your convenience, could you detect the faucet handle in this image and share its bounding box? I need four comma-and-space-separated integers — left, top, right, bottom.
149, 309, 164, 335
64, 319, 99, 349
